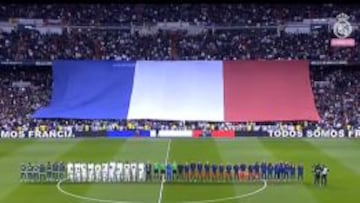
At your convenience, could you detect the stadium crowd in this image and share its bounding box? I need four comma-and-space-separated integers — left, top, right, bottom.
1, 28, 360, 61
1, 4, 360, 26
0, 65, 359, 132
0, 4, 359, 132
312, 67, 360, 130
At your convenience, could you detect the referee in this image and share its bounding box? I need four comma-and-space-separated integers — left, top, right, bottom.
313, 163, 322, 186
320, 164, 329, 187
145, 161, 152, 181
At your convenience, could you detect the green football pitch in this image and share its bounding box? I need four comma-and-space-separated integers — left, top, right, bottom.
0, 138, 359, 203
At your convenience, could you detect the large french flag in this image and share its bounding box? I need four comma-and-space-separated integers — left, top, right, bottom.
33, 60, 320, 122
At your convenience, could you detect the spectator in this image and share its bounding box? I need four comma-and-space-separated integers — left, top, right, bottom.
0, 4, 359, 132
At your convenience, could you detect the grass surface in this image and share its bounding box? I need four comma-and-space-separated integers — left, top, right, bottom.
0, 138, 359, 203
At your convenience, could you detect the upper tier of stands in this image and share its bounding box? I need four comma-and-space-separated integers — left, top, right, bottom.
1, 4, 360, 25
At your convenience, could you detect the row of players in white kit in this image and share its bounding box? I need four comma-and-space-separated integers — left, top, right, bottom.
66, 162, 147, 183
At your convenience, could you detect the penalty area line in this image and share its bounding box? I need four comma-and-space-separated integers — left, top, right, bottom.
157, 139, 172, 203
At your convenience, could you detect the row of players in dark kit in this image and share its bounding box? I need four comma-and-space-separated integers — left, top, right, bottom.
149, 161, 304, 182
20, 162, 66, 182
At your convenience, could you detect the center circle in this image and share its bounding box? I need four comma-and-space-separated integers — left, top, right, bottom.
57, 179, 267, 203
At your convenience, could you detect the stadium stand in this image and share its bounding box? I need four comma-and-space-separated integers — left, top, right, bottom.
1, 28, 360, 61
0, 65, 358, 132
0, 4, 359, 132
1, 4, 360, 25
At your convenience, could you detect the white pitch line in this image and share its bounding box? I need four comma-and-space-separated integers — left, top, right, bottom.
57, 177, 267, 203
182, 179, 267, 203
56, 138, 268, 203
57, 174, 266, 203
157, 139, 172, 203
56, 178, 140, 203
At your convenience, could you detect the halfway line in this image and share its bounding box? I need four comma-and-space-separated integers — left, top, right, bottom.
157, 139, 172, 203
